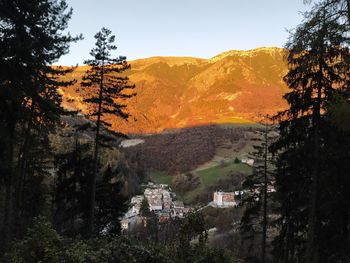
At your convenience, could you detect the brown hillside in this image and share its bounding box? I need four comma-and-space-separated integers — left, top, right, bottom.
59, 47, 288, 134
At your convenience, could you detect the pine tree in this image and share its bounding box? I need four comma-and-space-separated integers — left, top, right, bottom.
0, 0, 80, 246
81, 27, 135, 235
271, 3, 350, 262
177, 213, 208, 261
53, 138, 92, 237
240, 118, 276, 263
95, 165, 128, 234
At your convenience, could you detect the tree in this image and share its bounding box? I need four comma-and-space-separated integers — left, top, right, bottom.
0, 0, 80, 246
271, 3, 350, 262
240, 118, 276, 263
95, 165, 128, 234
139, 198, 151, 218
53, 138, 92, 237
81, 27, 135, 236
177, 212, 208, 260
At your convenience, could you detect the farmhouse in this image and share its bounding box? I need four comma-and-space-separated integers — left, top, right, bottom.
213, 191, 236, 208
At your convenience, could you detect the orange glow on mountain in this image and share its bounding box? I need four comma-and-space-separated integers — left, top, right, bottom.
59, 47, 289, 134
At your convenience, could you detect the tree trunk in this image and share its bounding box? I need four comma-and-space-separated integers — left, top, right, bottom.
87, 64, 104, 236
3, 124, 16, 247
261, 119, 268, 263
305, 57, 323, 263
14, 104, 34, 237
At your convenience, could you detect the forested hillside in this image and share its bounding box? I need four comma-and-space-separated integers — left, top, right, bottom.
59, 48, 288, 133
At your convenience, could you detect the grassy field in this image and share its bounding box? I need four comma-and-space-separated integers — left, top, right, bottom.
148, 161, 253, 204
147, 124, 257, 204
180, 161, 252, 203
197, 162, 252, 186
148, 170, 173, 185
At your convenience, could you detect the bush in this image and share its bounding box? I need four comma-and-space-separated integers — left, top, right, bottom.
2, 217, 240, 263
3, 218, 64, 263
172, 173, 200, 193
2, 218, 169, 263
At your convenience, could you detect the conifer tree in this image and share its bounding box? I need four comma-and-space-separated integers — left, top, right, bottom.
53, 139, 92, 237
139, 198, 151, 217
271, 3, 350, 262
240, 118, 276, 263
0, 0, 80, 246
81, 27, 135, 235
95, 165, 128, 234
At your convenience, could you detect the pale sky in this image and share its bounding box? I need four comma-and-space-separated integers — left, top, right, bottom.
58, 0, 312, 65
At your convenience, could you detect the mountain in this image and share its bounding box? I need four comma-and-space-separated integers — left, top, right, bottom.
59, 47, 289, 134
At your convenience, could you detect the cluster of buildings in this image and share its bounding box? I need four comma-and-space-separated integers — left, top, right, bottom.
212, 190, 247, 208
211, 184, 276, 209
121, 181, 275, 231
121, 182, 193, 231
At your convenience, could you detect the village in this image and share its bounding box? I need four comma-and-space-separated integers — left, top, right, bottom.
121, 182, 193, 231
121, 181, 247, 232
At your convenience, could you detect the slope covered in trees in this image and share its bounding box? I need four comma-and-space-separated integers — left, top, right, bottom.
59, 47, 288, 133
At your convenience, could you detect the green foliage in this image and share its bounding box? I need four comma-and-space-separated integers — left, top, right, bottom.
81, 27, 135, 235
327, 94, 350, 132
53, 139, 129, 237
0, 0, 81, 246
172, 173, 200, 193
177, 212, 208, 258
197, 162, 251, 185
239, 122, 277, 262
3, 218, 239, 263
149, 170, 173, 185
95, 165, 129, 234
189, 246, 238, 263
271, 1, 350, 262
53, 140, 92, 236
81, 27, 135, 129
3, 218, 64, 263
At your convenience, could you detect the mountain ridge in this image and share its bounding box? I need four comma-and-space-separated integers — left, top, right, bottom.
59, 47, 289, 134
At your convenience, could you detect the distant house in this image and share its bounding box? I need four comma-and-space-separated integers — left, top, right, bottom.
241, 158, 254, 166
213, 191, 236, 207
119, 138, 145, 148
121, 219, 129, 231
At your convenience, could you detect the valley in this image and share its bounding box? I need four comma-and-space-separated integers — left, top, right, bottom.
122, 123, 260, 205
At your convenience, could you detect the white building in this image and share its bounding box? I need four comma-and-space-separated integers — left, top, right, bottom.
121, 219, 129, 231
213, 191, 236, 207
241, 158, 254, 166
